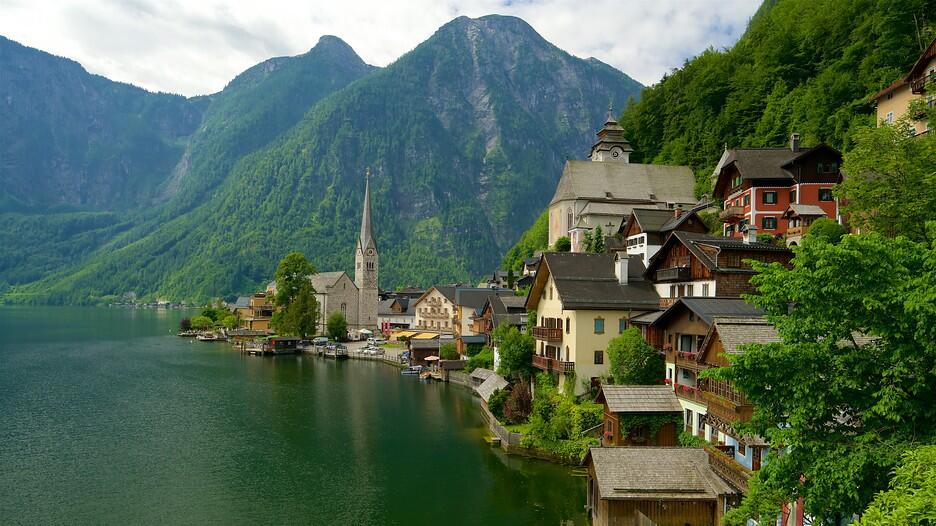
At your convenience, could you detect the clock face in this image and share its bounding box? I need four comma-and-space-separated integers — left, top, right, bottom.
367, 248, 375, 256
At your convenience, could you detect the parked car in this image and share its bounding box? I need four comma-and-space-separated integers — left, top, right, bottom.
367, 337, 386, 346
313, 336, 328, 346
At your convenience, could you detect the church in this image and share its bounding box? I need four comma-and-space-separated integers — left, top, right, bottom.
308, 170, 380, 337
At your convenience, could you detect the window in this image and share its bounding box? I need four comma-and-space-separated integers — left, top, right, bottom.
680, 334, 694, 353
789, 189, 797, 203
682, 369, 692, 379
669, 285, 676, 297
762, 216, 778, 230
619, 318, 626, 334
697, 412, 705, 431
743, 194, 751, 206
685, 409, 693, 426
686, 284, 694, 296
594, 351, 604, 364
702, 283, 710, 296
763, 191, 777, 204
594, 318, 605, 334
725, 224, 734, 236
724, 254, 742, 268
818, 188, 834, 201
885, 111, 894, 124
340, 303, 347, 316
567, 208, 573, 232
565, 317, 570, 334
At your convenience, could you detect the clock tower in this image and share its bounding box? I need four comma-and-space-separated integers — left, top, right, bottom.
355, 169, 379, 330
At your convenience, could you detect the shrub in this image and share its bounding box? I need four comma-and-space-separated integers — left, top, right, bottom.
805, 217, 847, 244
466, 347, 494, 372
440, 343, 459, 360
607, 328, 664, 385
552, 236, 571, 252
503, 381, 533, 424
190, 315, 213, 330
465, 342, 484, 357
679, 431, 707, 448
179, 317, 192, 331
488, 388, 509, 421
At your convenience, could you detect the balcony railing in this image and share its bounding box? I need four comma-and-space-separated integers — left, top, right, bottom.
786, 225, 805, 237
532, 354, 575, 373
655, 267, 691, 282
532, 326, 563, 342
659, 297, 678, 308
704, 394, 754, 424
705, 444, 752, 493
674, 383, 706, 404
720, 206, 745, 222
699, 378, 749, 406
910, 73, 935, 94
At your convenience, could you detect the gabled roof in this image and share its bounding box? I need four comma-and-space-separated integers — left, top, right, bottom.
453, 288, 514, 309
526, 252, 660, 311
782, 203, 827, 218
713, 144, 842, 197
477, 373, 509, 403
651, 298, 764, 328
233, 296, 250, 309
585, 447, 737, 501
550, 160, 696, 207
701, 317, 780, 358
645, 231, 792, 275
597, 385, 682, 413
311, 271, 351, 292
470, 368, 495, 381
413, 285, 457, 306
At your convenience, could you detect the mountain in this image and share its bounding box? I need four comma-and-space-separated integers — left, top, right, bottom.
4, 15, 643, 303
0, 35, 374, 291
501, 0, 936, 267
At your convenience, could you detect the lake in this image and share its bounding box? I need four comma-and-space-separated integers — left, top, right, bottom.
0, 306, 586, 525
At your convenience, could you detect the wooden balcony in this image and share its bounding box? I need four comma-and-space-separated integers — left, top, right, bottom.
786, 225, 805, 237
720, 206, 745, 222
532, 354, 575, 373
674, 383, 706, 404
703, 392, 754, 424
705, 444, 752, 493
911, 73, 935, 94
532, 326, 563, 342
659, 297, 678, 308
675, 350, 703, 370
655, 267, 691, 282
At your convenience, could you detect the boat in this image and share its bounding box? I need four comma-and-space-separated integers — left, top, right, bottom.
401, 365, 424, 375
177, 330, 199, 337
323, 344, 349, 360
196, 332, 228, 342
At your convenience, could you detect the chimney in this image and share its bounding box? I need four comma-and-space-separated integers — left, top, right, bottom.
615, 254, 629, 285
674, 206, 683, 219
744, 225, 759, 245
790, 133, 800, 152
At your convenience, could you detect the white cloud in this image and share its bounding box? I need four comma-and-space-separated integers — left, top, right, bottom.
0, 0, 760, 96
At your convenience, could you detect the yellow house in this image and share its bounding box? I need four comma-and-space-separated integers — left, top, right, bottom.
871, 36, 935, 135
525, 252, 660, 395
412, 286, 457, 334
235, 292, 275, 331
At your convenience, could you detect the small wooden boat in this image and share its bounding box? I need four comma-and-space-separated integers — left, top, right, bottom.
196, 332, 228, 342
401, 365, 424, 375
323, 345, 349, 359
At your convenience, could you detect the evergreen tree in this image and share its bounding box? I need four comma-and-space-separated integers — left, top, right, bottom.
592, 226, 605, 253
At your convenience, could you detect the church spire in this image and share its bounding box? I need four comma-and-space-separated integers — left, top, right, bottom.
359, 168, 376, 251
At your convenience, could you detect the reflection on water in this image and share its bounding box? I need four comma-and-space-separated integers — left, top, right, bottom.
0, 306, 586, 525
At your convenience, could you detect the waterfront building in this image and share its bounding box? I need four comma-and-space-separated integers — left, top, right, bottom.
711, 135, 843, 243
645, 231, 792, 308
377, 296, 415, 333
525, 252, 660, 395
584, 447, 738, 526
595, 385, 682, 447
870, 36, 935, 136
234, 291, 275, 331
412, 286, 457, 334
547, 114, 698, 252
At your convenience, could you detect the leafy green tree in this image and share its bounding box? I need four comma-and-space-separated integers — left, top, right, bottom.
494, 325, 534, 380
856, 445, 936, 525
553, 236, 571, 252
606, 328, 664, 385
466, 347, 494, 372
839, 116, 936, 241
221, 314, 238, 329
275, 281, 319, 338
591, 226, 605, 253
326, 311, 347, 342
582, 230, 594, 252
440, 343, 459, 360
715, 230, 936, 524
805, 217, 846, 243
273, 252, 317, 307
506, 268, 515, 289
190, 315, 213, 330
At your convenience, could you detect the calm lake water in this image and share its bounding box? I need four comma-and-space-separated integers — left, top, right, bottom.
0, 307, 586, 525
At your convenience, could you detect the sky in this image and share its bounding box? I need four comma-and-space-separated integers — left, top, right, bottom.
0, 0, 762, 96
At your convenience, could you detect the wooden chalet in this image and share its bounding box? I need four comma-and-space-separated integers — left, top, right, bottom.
616, 205, 709, 266
596, 385, 682, 447
585, 447, 738, 526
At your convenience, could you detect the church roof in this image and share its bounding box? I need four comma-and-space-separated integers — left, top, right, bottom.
358, 170, 377, 252
311, 271, 350, 292
550, 160, 696, 207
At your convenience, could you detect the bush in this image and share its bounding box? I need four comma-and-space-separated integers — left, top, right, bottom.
466, 347, 494, 372
465, 342, 484, 357
552, 236, 571, 252
190, 315, 213, 330
440, 343, 459, 360
607, 328, 664, 385
679, 431, 707, 448
805, 217, 847, 244
179, 317, 192, 331
326, 311, 347, 341
503, 381, 533, 424
488, 388, 509, 421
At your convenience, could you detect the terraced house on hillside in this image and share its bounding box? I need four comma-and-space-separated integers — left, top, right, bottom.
871, 36, 935, 135
525, 252, 659, 395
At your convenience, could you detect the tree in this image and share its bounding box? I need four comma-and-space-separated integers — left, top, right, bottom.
582, 230, 594, 252
179, 317, 192, 331
716, 230, 936, 524
440, 343, 459, 360
275, 281, 319, 338
506, 268, 515, 289
553, 236, 571, 252
805, 217, 846, 244
326, 311, 347, 342
273, 252, 317, 307
221, 314, 238, 329
591, 225, 605, 253
606, 328, 664, 385
503, 381, 533, 424
856, 445, 936, 525
839, 116, 936, 241
190, 315, 213, 330
466, 347, 494, 372
495, 325, 534, 380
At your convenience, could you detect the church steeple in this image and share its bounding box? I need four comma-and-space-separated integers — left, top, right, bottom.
358, 168, 376, 252
589, 103, 633, 163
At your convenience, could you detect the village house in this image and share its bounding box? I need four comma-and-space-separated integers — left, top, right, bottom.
233, 291, 275, 331
643, 298, 764, 439
870, 36, 935, 136
547, 114, 698, 252
526, 252, 660, 395
469, 294, 527, 366
452, 288, 515, 356
596, 385, 682, 447
712, 135, 843, 244
584, 447, 738, 526
377, 296, 415, 333
412, 286, 457, 334
696, 317, 780, 494
644, 230, 793, 308
616, 205, 710, 266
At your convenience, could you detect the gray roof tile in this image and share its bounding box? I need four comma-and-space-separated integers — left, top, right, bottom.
587, 447, 737, 500
598, 385, 682, 413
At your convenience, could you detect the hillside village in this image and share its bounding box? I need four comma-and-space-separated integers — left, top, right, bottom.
196, 36, 936, 526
